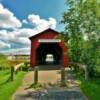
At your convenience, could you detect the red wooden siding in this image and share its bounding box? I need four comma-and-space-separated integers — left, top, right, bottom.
29, 28, 69, 68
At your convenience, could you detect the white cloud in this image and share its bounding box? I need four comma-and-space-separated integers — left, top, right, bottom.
28, 14, 40, 25
12, 37, 30, 46
12, 47, 30, 55
0, 47, 30, 55
0, 3, 3, 11
22, 19, 28, 24
0, 28, 36, 48
0, 30, 8, 38
0, 3, 22, 28
0, 40, 10, 48
0, 4, 57, 53
7, 29, 34, 46
0, 30, 14, 41
14, 28, 36, 37
0, 14, 57, 49
27, 14, 56, 31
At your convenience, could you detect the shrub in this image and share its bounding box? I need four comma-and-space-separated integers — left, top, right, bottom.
21, 62, 29, 71
0, 65, 2, 70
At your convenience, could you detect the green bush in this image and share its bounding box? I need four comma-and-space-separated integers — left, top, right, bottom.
21, 65, 27, 71
29, 83, 42, 89
21, 62, 29, 71
0, 65, 2, 70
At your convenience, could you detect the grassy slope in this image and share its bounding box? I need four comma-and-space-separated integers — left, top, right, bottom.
0, 70, 26, 100
77, 76, 100, 100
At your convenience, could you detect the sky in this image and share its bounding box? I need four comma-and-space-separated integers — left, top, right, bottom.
0, 0, 67, 54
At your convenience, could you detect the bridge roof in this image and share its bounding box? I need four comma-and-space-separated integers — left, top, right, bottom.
29, 28, 59, 40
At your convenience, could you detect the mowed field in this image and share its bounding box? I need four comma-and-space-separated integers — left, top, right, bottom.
0, 54, 26, 100
0, 70, 25, 100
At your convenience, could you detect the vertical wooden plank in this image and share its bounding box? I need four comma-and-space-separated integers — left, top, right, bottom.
61, 67, 66, 86
34, 67, 39, 84
11, 66, 14, 81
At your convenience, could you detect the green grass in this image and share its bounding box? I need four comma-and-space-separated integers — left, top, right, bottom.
77, 75, 100, 100
29, 83, 42, 89
0, 70, 26, 100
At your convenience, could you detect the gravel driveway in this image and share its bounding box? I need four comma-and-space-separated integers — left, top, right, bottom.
12, 66, 88, 100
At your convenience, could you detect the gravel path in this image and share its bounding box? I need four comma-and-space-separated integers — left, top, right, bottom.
12, 66, 88, 100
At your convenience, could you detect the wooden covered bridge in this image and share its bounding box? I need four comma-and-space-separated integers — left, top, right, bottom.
29, 28, 68, 68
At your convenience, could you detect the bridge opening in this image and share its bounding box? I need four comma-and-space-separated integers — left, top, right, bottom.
36, 43, 62, 65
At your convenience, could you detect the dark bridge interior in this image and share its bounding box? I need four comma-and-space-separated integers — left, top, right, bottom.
36, 43, 62, 65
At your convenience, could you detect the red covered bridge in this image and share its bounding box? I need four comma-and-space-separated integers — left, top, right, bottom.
29, 28, 68, 68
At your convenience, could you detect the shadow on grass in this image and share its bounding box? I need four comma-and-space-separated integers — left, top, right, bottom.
25, 83, 43, 90
0, 75, 11, 85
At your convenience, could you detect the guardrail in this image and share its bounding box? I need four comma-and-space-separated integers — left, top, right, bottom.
70, 62, 89, 80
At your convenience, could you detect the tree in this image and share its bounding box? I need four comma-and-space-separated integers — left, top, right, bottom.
61, 0, 100, 77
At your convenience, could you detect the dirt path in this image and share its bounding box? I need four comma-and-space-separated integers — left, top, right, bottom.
12, 67, 88, 100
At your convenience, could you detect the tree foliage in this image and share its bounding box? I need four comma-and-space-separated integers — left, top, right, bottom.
61, 0, 100, 77
0, 53, 7, 60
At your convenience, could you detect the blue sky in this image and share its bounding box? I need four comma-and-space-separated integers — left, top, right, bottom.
0, 0, 67, 54
1, 0, 66, 30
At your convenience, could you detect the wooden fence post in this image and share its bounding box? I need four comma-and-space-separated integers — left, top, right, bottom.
61, 67, 66, 86
34, 66, 39, 84
84, 65, 89, 80
11, 66, 14, 81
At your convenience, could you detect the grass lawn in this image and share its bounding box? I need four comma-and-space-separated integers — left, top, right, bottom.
77, 75, 100, 100
0, 70, 26, 100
